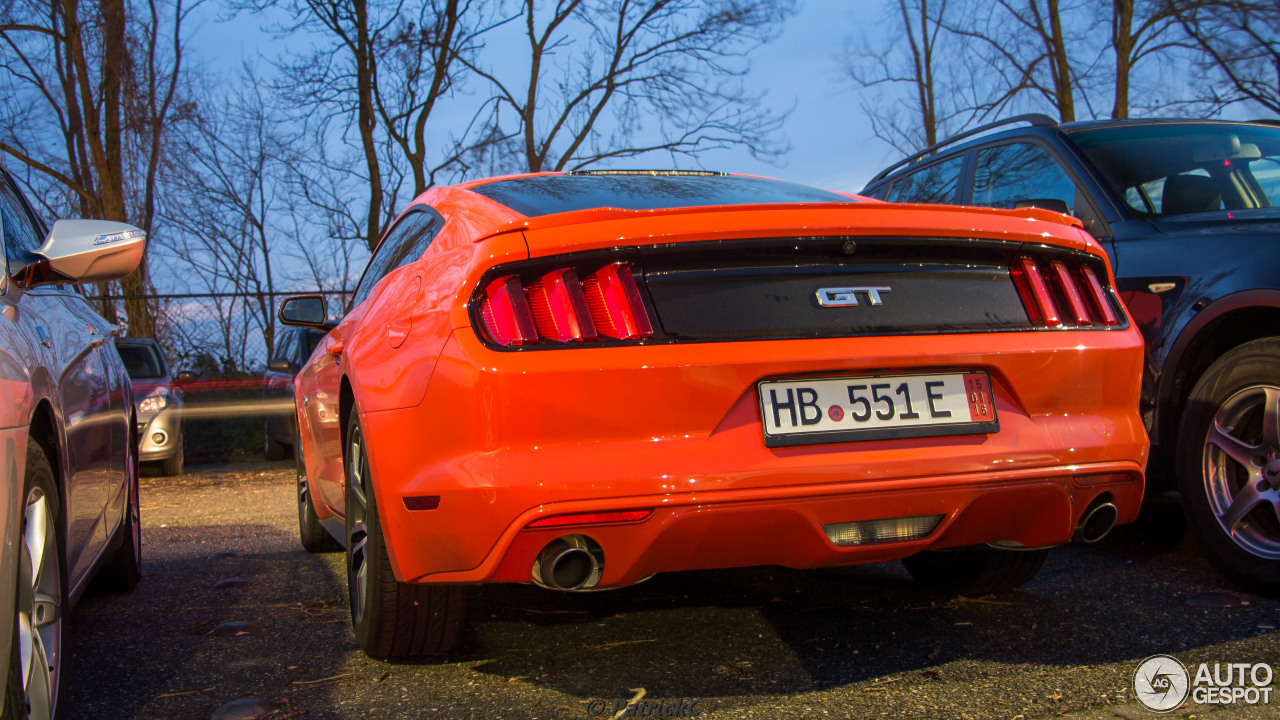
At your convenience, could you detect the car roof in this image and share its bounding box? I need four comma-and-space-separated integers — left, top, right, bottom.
460, 171, 854, 218
868, 116, 1279, 188
115, 337, 159, 346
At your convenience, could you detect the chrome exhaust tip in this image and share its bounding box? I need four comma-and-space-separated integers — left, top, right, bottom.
1074, 500, 1118, 543
533, 535, 603, 591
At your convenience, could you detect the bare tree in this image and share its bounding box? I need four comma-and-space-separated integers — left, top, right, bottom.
1110, 0, 1186, 117
0, 0, 195, 337
944, 0, 1087, 122
461, 0, 795, 174
843, 0, 970, 153
1174, 0, 1280, 115
263, 0, 492, 251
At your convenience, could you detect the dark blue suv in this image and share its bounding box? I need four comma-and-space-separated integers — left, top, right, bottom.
863, 117, 1280, 595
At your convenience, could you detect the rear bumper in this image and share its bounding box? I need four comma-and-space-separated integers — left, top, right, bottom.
359, 327, 1149, 585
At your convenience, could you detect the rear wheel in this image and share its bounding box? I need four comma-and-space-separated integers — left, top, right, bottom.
15, 440, 65, 720
1178, 338, 1280, 596
264, 422, 288, 461
344, 411, 466, 657
903, 546, 1048, 595
95, 448, 142, 593
297, 423, 340, 553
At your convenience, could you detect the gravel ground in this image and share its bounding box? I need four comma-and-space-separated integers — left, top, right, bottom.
62, 462, 1280, 720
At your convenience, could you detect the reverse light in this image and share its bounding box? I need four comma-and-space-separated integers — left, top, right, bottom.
525, 509, 653, 529
138, 395, 167, 413
823, 515, 943, 546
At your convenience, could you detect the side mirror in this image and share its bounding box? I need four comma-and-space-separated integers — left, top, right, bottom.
1014, 198, 1071, 215
14, 219, 146, 287
267, 359, 293, 373
278, 294, 329, 329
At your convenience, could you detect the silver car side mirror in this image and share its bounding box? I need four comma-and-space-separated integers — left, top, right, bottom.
14, 219, 146, 287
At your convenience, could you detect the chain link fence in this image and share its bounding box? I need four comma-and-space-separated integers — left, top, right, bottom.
93, 290, 349, 375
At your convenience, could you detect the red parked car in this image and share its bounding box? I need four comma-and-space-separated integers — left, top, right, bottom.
278, 171, 1149, 657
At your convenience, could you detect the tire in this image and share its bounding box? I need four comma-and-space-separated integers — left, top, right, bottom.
264, 422, 288, 461
297, 423, 340, 553
902, 546, 1049, 595
1, 610, 22, 720
159, 439, 184, 477
14, 440, 66, 720
1177, 337, 1280, 596
344, 411, 466, 657
95, 449, 142, 593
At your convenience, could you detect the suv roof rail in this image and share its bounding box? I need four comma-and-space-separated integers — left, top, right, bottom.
868, 114, 1059, 185
1250, 118, 1280, 126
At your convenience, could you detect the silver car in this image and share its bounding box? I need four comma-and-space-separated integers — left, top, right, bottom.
0, 166, 145, 720
115, 338, 185, 475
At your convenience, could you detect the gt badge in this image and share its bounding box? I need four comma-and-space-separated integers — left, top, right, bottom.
816, 286, 892, 307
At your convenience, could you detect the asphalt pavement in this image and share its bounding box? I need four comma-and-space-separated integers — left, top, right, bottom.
62, 462, 1280, 720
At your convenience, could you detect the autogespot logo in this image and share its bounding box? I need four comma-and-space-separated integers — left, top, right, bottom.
1134, 655, 1190, 712
1134, 655, 1275, 712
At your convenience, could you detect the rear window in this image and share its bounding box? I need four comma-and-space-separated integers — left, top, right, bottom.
1069, 123, 1280, 216
467, 172, 853, 218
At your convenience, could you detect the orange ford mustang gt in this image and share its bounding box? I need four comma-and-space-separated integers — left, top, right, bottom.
277, 171, 1148, 658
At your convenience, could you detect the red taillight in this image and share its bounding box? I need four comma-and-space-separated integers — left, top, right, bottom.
1080, 266, 1120, 326
1014, 257, 1062, 327
526, 269, 597, 342
479, 276, 538, 345
476, 262, 655, 347
525, 509, 653, 529
1012, 256, 1120, 329
581, 263, 654, 340
1051, 261, 1092, 325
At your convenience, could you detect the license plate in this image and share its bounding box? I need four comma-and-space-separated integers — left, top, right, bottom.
757, 371, 998, 447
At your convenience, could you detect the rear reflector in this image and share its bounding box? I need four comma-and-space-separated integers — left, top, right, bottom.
823, 514, 943, 546
525, 509, 653, 529
403, 495, 441, 511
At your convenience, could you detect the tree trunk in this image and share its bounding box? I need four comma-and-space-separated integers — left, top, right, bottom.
1047, 0, 1075, 122
354, 0, 383, 252
1112, 0, 1133, 118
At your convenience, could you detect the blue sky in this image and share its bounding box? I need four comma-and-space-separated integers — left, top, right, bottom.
191, 1, 889, 193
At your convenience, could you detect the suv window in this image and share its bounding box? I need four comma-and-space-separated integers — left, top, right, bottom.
972, 142, 1080, 214
270, 329, 296, 365
887, 155, 966, 204
303, 329, 326, 359
350, 210, 440, 307
0, 172, 45, 274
